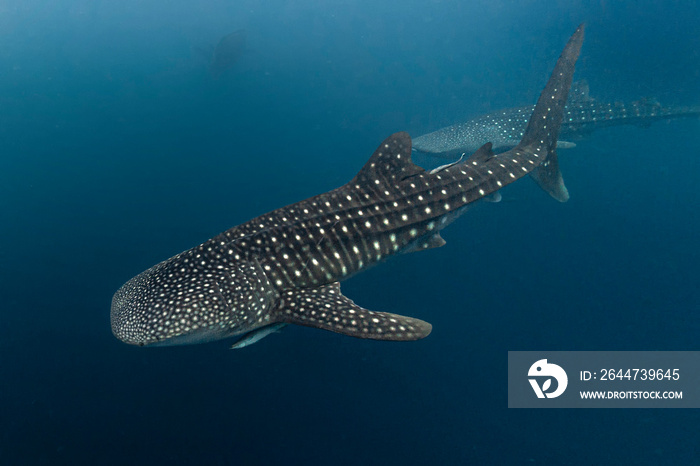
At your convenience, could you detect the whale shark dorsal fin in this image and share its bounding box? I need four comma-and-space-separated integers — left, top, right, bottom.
271, 283, 432, 341
353, 132, 425, 185
466, 142, 495, 165
567, 80, 592, 103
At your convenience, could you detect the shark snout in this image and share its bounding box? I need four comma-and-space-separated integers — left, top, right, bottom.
111, 259, 237, 347
111, 269, 158, 346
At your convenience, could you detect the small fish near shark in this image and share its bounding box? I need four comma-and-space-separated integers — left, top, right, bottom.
413, 83, 700, 157
111, 25, 585, 349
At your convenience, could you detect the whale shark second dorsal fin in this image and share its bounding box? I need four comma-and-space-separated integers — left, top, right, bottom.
567, 80, 592, 103
467, 142, 495, 164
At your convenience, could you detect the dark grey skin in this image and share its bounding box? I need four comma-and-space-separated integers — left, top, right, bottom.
111, 25, 584, 348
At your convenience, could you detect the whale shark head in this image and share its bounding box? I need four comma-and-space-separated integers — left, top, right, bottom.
111, 246, 278, 346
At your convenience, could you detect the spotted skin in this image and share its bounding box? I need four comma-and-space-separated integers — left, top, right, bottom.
413, 90, 700, 156
111, 25, 585, 348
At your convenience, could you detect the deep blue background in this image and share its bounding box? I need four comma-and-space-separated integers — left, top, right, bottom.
1, 0, 699, 464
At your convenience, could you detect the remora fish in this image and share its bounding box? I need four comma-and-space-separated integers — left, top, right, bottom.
413, 84, 700, 156
230, 323, 287, 349
111, 25, 584, 348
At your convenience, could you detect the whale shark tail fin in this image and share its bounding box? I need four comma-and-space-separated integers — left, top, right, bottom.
517, 24, 585, 202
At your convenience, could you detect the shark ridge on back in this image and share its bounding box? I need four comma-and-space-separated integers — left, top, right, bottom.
111, 25, 585, 348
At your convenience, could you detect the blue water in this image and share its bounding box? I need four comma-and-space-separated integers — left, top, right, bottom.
2, 1, 699, 464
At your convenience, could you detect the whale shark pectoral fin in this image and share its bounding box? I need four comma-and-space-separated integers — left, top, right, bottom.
271, 283, 432, 341
556, 140, 576, 149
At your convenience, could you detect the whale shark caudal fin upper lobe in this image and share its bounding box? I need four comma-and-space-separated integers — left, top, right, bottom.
518, 24, 585, 202
271, 283, 432, 341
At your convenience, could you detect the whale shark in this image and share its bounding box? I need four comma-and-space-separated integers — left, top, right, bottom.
413, 84, 700, 156
111, 25, 584, 348
209, 30, 246, 79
